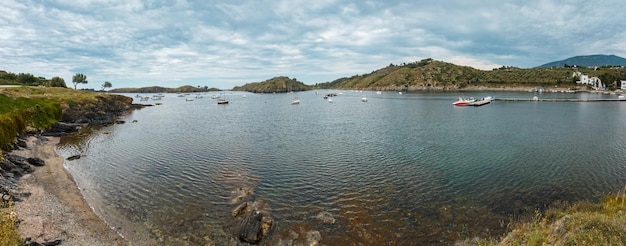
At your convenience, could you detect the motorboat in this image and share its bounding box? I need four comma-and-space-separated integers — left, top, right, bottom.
361, 95, 368, 102
453, 97, 492, 106
452, 97, 475, 106
291, 96, 300, 105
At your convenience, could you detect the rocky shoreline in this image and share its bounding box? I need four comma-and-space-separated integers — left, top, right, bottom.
5, 135, 129, 245
0, 93, 149, 245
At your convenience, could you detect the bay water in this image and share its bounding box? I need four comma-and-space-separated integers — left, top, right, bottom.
57, 90, 626, 245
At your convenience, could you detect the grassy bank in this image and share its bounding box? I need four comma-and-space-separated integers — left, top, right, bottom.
0, 202, 22, 245
0, 91, 62, 152
0, 86, 129, 154
490, 186, 626, 245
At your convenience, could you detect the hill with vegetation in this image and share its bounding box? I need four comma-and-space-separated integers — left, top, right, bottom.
109, 85, 220, 93
317, 58, 626, 91
232, 76, 312, 93
536, 54, 626, 68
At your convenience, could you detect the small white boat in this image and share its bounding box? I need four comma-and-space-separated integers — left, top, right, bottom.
139, 96, 149, 101
291, 97, 300, 105
361, 95, 368, 102
186, 97, 194, 101
328, 98, 333, 103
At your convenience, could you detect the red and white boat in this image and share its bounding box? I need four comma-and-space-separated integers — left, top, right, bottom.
453, 97, 493, 106
452, 97, 475, 106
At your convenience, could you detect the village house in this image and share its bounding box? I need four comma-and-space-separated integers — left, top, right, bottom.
573, 71, 605, 90
621, 80, 626, 90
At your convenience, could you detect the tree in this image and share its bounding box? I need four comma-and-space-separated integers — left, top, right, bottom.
17, 73, 38, 86
101, 81, 112, 91
50, 76, 67, 87
72, 73, 88, 90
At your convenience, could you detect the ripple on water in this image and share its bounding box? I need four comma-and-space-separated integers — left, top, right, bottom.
61, 92, 626, 245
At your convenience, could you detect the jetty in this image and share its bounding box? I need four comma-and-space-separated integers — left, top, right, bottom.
494, 98, 626, 102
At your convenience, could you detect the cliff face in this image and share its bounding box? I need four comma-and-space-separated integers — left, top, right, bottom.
61, 94, 136, 125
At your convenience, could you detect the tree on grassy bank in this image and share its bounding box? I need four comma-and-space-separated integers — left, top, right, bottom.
72, 73, 88, 90
101, 81, 112, 91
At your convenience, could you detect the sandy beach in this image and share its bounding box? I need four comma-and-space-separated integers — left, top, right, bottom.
11, 136, 129, 245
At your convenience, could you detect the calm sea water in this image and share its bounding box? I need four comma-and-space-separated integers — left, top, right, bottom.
57, 90, 626, 245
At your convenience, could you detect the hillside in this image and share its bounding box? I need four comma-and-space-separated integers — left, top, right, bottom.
232, 76, 312, 93
318, 58, 626, 91
316, 58, 626, 91
109, 85, 220, 93
536, 54, 626, 68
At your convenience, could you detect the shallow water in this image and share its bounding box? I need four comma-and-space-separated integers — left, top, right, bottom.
58, 90, 626, 245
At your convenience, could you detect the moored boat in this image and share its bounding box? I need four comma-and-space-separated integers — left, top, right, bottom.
453, 97, 491, 106
452, 97, 475, 106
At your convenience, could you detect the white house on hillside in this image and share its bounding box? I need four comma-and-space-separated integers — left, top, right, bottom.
573, 72, 604, 90
621, 80, 626, 90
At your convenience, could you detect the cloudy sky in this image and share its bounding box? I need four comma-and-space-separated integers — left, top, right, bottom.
1, 0, 625, 89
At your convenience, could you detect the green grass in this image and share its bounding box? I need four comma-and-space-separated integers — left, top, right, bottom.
0, 92, 62, 152
0, 202, 23, 246
1, 86, 113, 154
497, 186, 626, 245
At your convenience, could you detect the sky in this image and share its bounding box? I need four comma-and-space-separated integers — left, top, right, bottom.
1, 0, 625, 89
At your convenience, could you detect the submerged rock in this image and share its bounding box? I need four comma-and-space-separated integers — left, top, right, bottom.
316, 211, 336, 224
230, 198, 273, 244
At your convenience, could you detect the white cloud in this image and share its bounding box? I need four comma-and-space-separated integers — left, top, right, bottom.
1, 0, 625, 89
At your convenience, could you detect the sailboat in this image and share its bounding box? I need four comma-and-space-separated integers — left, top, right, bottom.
217, 92, 229, 104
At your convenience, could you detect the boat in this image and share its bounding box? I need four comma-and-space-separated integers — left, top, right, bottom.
452, 97, 475, 106
453, 97, 492, 106
217, 92, 228, 104
361, 95, 368, 102
186, 97, 194, 101
291, 96, 300, 105
328, 98, 333, 103
139, 96, 149, 101
211, 94, 220, 99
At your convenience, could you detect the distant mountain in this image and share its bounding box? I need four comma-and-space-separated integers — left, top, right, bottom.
536, 54, 626, 68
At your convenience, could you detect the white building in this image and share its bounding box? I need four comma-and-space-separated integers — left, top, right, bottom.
573, 72, 605, 90
621, 80, 626, 90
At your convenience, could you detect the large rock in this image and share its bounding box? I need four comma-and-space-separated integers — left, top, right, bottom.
61, 95, 135, 125
43, 122, 80, 136
27, 157, 45, 167
231, 199, 273, 245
